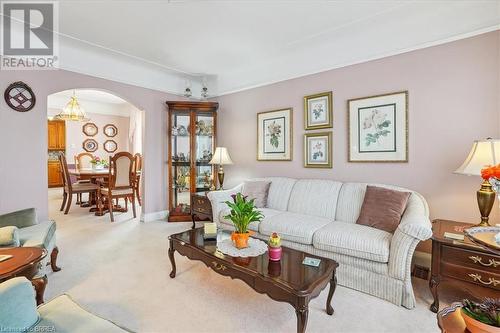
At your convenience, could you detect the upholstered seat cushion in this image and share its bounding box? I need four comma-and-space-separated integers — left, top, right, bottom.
19, 220, 56, 249
0, 226, 20, 247
259, 212, 331, 245
0, 278, 39, 331
219, 208, 283, 232
101, 188, 134, 196
37, 294, 130, 332
71, 183, 100, 191
313, 221, 392, 263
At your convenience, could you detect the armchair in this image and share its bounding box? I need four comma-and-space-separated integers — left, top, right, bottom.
0, 277, 132, 332
0, 208, 60, 273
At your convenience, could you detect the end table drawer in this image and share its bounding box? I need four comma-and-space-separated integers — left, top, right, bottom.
441, 263, 500, 290
441, 245, 500, 274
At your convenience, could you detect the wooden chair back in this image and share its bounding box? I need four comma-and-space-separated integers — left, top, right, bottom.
58, 153, 72, 190
108, 152, 134, 190
74, 152, 93, 169
133, 153, 142, 175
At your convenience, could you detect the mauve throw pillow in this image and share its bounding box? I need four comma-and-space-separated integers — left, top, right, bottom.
356, 186, 411, 233
242, 181, 271, 208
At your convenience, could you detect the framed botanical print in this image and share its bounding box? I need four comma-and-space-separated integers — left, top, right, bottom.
257, 108, 292, 161
304, 132, 332, 168
348, 91, 408, 162
304, 91, 332, 130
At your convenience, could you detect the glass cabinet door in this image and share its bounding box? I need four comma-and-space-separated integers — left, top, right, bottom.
170, 111, 191, 214
194, 112, 215, 192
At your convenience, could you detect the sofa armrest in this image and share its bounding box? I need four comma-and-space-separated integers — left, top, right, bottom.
0, 208, 38, 229
0, 277, 39, 330
207, 185, 243, 225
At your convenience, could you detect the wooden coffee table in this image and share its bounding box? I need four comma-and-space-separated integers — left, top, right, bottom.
168, 228, 338, 333
0, 247, 48, 305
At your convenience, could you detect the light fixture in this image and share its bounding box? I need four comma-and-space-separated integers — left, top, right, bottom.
209, 147, 233, 190
54, 90, 89, 122
184, 80, 192, 98
201, 86, 208, 99
455, 138, 500, 226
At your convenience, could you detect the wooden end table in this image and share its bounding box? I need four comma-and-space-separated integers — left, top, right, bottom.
168, 228, 338, 333
0, 247, 48, 305
429, 219, 500, 313
190, 192, 213, 229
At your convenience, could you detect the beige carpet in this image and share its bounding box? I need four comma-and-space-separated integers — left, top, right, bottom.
45, 189, 445, 333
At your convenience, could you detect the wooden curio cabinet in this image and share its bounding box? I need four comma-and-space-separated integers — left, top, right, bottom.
166, 101, 218, 222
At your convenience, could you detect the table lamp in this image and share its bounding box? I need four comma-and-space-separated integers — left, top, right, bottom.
455, 139, 500, 226
209, 147, 233, 190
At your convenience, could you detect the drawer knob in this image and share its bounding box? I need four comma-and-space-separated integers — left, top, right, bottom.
197, 199, 205, 205
211, 261, 227, 271
469, 255, 499, 267
468, 273, 500, 286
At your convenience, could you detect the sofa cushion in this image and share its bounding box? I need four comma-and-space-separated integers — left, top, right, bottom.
19, 220, 56, 249
242, 180, 271, 208
220, 208, 283, 232
259, 212, 331, 245
313, 221, 392, 263
356, 186, 411, 233
287, 179, 342, 219
0, 277, 39, 331
0, 226, 20, 247
263, 177, 297, 211
37, 294, 129, 332
0, 208, 37, 229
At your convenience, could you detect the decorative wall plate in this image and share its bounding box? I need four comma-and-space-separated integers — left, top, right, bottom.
103, 124, 117, 137
82, 123, 98, 137
83, 139, 98, 152
103, 140, 117, 153
4, 81, 36, 112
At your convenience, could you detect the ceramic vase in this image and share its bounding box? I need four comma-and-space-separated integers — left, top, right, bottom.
268, 246, 282, 261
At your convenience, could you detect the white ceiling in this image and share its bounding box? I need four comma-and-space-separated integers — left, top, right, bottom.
50, 1, 500, 96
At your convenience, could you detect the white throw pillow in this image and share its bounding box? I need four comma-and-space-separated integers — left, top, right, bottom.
242, 181, 271, 208
0, 226, 20, 247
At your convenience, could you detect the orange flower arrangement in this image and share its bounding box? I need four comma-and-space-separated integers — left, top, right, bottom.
481, 165, 500, 180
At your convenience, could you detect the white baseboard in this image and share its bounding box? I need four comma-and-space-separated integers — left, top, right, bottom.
140, 210, 169, 222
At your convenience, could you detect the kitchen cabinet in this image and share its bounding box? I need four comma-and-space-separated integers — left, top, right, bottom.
47, 120, 65, 150
48, 161, 63, 187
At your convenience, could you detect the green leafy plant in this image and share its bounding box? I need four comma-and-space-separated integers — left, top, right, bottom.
462, 298, 500, 327
224, 193, 263, 234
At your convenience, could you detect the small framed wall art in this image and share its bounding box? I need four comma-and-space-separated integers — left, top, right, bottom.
304, 132, 332, 168
83, 139, 98, 152
103, 140, 118, 153
4, 81, 36, 112
83, 123, 98, 137
257, 108, 292, 161
348, 91, 408, 162
304, 91, 332, 130
103, 124, 118, 137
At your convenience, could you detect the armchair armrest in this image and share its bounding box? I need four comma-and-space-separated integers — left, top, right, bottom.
0, 208, 37, 229
0, 277, 39, 330
207, 185, 243, 225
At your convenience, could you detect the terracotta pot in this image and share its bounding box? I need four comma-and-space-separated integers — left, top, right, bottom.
231, 231, 252, 249
461, 310, 500, 333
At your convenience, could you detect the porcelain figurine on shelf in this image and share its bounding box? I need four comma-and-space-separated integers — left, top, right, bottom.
268, 232, 282, 261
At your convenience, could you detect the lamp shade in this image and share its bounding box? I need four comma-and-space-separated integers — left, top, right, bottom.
209, 147, 233, 165
455, 139, 500, 176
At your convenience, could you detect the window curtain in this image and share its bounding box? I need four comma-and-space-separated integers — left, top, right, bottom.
129, 107, 142, 154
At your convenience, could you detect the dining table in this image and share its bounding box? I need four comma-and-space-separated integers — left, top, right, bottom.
68, 168, 110, 216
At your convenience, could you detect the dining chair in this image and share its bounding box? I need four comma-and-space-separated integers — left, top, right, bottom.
58, 154, 100, 215
74, 152, 93, 204
97, 152, 137, 222
133, 153, 142, 206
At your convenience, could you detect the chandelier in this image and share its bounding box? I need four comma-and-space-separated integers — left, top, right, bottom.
54, 91, 90, 121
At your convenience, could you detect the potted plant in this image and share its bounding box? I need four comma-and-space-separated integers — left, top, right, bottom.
224, 193, 263, 249
461, 298, 500, 333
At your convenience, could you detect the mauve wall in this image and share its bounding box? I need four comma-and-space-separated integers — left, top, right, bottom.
216, 31, 500, 226
0, 69, 182, 221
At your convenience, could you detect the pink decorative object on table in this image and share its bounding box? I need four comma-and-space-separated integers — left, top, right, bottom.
268, 232, 282, 261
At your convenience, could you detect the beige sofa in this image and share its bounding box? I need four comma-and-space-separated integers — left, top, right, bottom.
208, 177, 432, 309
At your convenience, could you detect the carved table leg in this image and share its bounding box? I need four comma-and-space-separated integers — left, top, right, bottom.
295, 305, 309, 333
326, 274, 337, 315
168, 239, 176, 278
32, 275, 47, 305
50, 246, 61, 272
429, 275, 440, 313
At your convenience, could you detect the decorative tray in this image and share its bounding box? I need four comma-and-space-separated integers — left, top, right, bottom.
464, 226, 500, 255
